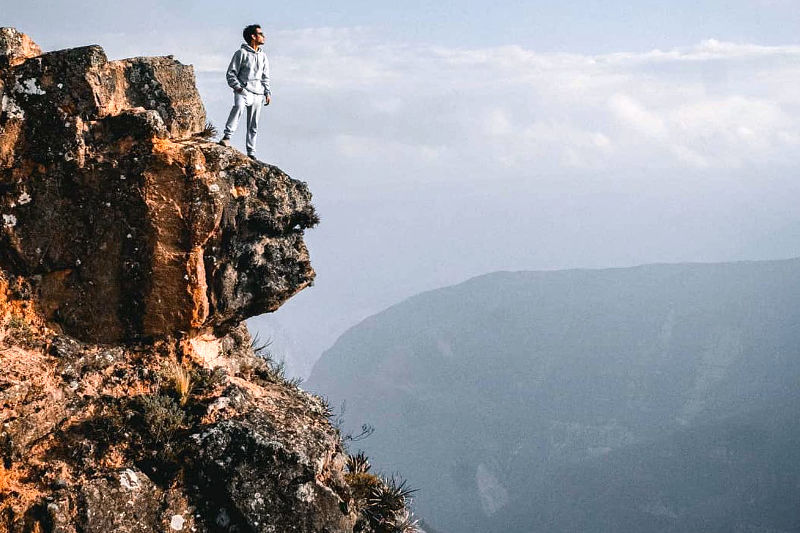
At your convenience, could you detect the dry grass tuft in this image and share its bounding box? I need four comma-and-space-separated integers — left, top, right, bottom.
164, 360, 192, 406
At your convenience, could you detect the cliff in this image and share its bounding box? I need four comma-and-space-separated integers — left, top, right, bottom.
0, 28, 414, 533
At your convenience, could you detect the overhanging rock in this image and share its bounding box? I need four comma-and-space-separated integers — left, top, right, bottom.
0, 29, 317, 342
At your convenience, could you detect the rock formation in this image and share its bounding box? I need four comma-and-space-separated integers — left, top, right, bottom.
0, 29, 415, 533
0, 27, 316, 343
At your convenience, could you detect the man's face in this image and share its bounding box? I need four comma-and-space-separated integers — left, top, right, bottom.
253, 28, 266, 46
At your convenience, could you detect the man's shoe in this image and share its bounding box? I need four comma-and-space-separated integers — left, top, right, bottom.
248, 154, 259, 162
218, 137, 230, 147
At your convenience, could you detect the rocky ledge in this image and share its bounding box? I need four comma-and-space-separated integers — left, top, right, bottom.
0, 29, 415, 533
0, 27, 317, 343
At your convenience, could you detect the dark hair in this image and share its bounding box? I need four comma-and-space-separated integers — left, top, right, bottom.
243, 24, 261, 43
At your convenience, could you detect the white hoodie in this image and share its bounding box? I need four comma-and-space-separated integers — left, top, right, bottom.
226, 44, 271, 96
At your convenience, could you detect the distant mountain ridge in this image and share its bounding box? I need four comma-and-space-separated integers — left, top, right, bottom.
307, 258, 800, 533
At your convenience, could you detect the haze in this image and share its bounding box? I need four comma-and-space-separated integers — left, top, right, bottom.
5, 0, 800, 376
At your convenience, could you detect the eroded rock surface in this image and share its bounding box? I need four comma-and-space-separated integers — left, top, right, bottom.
0, 28, 41, 69
0, 29, 415, 533
0, 290, 356, 532
0, 29, 316, 343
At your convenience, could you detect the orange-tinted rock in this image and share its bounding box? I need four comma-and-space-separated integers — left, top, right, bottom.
0, 30, 317, 343
0, 28, 42, 69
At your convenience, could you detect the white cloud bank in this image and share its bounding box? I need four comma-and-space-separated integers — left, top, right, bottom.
192, 29, 800, 180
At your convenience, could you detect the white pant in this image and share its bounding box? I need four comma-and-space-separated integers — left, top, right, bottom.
223, 91, 264, 155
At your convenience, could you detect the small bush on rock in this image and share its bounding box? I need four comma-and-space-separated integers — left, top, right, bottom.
347, 451, 372, 475
346, 455, 419, 533
5, 315, 36, 346
135, 394, 186, 445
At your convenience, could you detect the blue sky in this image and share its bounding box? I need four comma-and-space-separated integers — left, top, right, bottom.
4, 1, 800, 376
6, 0, 800, 52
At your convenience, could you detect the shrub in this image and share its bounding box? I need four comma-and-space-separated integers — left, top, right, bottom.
197, 121, 218, 139
365, 476, 419, 533
5, 315, 36, 346
345, 455, 418, 533
135, 394, 186, 445
190, 366, 226, 396
346, 471, 382, 503
247, 334, 302, 387
368, 475, 416, 518
347, 451, 372, 475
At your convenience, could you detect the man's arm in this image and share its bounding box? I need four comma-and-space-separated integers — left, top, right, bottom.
226, 50, 243, 92
262, 55, 271, 104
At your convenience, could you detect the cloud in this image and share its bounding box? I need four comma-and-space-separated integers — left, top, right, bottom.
178, 29, 800, 183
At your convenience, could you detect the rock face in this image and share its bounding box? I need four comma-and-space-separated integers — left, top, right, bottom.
0, 303, 356, 533
0, 30, 414, 533
0, 29, 316, 343
0, 28, 41, 69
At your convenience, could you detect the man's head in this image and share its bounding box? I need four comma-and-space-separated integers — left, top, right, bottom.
243, 24, 266, 48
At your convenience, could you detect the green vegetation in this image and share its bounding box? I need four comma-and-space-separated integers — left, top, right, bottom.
346, 451, 418, 533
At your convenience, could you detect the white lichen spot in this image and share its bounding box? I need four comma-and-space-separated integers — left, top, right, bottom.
206, 396, 230, 415
1, 95, 24, 119
18, 192, 31, 205
126, 233, 132, 239
15, 78, 46, 95
57, 83, 63, 89
2, 214, 16, 228
120, 174, 126, 180
75, 259, 81, 266
209, 183, 220, 193
35, 247, 41, 254
105, 202, 111, 207
170, 514, 185, 531
119, 469, 140, 490
296, 482, 315, 503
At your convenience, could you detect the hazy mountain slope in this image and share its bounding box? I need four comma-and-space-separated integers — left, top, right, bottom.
504, 398, 800, 533
306, 258, 800, 533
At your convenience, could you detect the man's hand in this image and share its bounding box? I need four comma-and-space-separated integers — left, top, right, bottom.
264, 94, 271, 106
234, 87, 244, 94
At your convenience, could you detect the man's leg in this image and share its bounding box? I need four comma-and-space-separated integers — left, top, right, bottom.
245, 94, 264, 157
221, 91, 247, 143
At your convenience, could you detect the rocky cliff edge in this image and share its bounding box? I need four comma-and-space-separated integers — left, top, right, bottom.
0, 28, 415, 533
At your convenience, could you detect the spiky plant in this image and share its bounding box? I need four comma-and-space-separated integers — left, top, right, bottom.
347, 451, 372, 474
367, 476, 417, 521
318, 396, 335, 419
197, 121, 218, 139
389, 509, 419, 533
250, 333, 273, 357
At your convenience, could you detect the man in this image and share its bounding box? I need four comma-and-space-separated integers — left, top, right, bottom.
219, 24, 271, 160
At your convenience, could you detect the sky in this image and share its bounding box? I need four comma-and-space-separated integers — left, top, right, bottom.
4, 1, 800, 376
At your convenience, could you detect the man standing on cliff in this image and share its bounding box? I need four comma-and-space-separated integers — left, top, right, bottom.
218, 24, 271, 160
